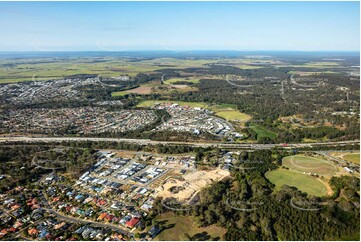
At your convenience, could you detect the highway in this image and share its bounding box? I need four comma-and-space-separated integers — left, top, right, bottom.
0, 136, 359, 150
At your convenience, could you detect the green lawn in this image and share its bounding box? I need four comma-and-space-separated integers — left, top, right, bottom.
209, 104, 238, 111
266, 169, 328, 197
111, 91, 130, 97
249, 124, 277, 139
343, 153, 360, 165
215, 110, 252, 122
154, 212, 226, 241
207, 104, 252, 122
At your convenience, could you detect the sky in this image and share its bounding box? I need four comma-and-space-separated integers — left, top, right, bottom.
0, 1, 359, 51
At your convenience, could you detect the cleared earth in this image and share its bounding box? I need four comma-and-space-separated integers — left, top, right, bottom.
156, 169, 229, 203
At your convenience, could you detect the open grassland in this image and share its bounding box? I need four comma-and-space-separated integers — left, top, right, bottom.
111, 80, 199, 97
283, 155, 337, 175
329, 152, 360, 165
266, 169, 328, 197
0, 59, 158, 83
231, 65, 263, 69
342, 153, 360, 164
287, 71, 339, 76
154, 86, 198, 94
277, 61, 342, 69
0, 57, 217, 84
217, 58, 283, 69
209, 103, 237, 111
111, 91, 129, 97
111, 86, 153, 96
221, 58, 283, 65
304, 61, 340, 66
154, 212, 226, 241
139, 58, 218, 69
249, 124, 277, 139
215, 110, 252, 122
209, 104, 252, 122
111, 82, 159, 96
0, 56, 309, 84
164, 77, 200, 84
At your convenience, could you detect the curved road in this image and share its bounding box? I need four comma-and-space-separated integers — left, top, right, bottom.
37, 191, 133, 237
290, 74, 321, 88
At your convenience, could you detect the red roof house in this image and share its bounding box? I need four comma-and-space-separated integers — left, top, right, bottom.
125, 217, 140, 228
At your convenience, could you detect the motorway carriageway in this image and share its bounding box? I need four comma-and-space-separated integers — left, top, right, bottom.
0, 136, 359, 150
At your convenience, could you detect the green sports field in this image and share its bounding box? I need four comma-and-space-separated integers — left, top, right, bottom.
266, 169, 328, 197
283, 155, 337, 175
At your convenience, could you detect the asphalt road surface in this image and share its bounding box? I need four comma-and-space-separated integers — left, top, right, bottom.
0, 136, 359, 150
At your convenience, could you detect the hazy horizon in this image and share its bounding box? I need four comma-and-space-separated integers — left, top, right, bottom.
0, 1, 359, 52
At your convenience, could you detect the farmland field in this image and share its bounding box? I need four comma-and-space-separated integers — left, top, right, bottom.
266, 169, 328, 197
282, 155, 337, 175
112, 84, 153, 96
111, 86, 153, 96
0, 58, 149, 83
0, 57, 217, 84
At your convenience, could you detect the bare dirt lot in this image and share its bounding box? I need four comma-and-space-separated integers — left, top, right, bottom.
156, 169, 229, 202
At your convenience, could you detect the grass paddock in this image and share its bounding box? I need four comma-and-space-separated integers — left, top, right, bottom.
266, 169, 328, 197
